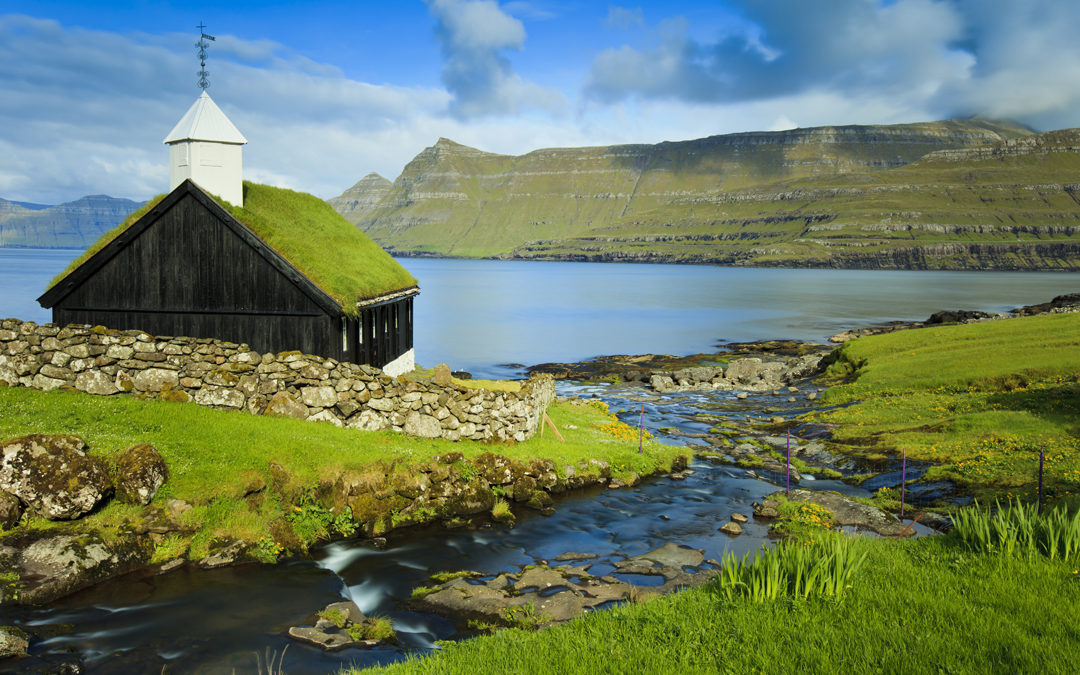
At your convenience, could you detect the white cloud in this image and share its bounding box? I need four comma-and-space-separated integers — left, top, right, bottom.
5, 2, 1080, 206
425, 0, 566, 118
587, 0, 971, 104
0, 14, 452, 204
584, 0, 1080, 131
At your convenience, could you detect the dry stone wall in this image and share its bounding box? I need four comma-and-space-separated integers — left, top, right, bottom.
0, 319, 554, 442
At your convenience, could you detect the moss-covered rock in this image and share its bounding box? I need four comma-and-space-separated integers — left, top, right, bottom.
512, 475, 538, 502
473, 452, 518, 485
113, 443, 168, 505
0, 434, 112, 520
14, 532, 151, 604
0, 625, 30, 659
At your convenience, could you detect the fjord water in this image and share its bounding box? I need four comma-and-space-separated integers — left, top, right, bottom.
5, 249, 1080, 373
401, 258, 1080, 377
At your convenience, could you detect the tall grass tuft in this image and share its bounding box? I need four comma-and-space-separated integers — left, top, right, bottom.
713, 535, 867, 603
950, 499, 1080, 561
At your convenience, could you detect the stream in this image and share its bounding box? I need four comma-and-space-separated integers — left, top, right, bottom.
1, 379, 936, 674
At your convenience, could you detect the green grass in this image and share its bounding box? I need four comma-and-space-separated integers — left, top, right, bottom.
0, 386, 684, 557
817, 312, 1080, 503
347, 529, 1080, 674
406, 366, 521, 392
49, 182, 416, 313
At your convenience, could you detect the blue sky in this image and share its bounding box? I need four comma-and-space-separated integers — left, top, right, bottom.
2, 0, 1079, 204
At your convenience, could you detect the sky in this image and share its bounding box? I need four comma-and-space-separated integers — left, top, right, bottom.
2, 0, 1079, 205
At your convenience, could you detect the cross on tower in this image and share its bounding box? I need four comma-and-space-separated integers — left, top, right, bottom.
196, 22, 216, 91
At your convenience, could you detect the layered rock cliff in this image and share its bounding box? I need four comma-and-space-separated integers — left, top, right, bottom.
0, 195, 144, 248
331, 118, 1080, 270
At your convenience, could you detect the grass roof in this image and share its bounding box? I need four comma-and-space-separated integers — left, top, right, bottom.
49, 182, 417, 315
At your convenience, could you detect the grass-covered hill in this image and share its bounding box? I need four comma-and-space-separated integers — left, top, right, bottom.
331, 118, 1080, 270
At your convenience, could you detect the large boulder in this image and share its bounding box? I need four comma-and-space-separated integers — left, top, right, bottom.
113, 443, 168, 505
723, 358, 765, 383
0, 435, 112, 520
15, 533, 151, 604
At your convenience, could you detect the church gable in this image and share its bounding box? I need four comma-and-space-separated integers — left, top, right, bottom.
40, 181, 339, 317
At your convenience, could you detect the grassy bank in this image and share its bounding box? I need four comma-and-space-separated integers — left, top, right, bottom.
351, 523, 1080, 674
0, 385, 684, 561
329, 312, 1080, 674
818, 312, 1080, 504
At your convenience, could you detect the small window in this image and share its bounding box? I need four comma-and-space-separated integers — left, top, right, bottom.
177, 145, 189, 167
342, 322, 348, 351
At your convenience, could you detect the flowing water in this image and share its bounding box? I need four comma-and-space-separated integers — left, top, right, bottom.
1, 249, 1077, 672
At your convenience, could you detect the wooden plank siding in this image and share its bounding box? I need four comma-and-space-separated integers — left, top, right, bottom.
42, 185, 415, 368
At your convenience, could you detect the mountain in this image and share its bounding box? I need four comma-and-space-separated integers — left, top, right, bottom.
0, 195, 144, 248
330, 118, 1080, 270
327, 172, 393, 221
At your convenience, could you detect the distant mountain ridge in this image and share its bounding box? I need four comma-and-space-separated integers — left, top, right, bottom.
0, 195, 144, 248
330, 118, 1080, 270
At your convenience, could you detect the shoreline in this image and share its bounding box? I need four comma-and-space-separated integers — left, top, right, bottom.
385, 250, 1080, 273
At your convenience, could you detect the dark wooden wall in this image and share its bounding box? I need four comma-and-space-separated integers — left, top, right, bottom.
51, 194, 345, 359
49, 191, 413, 368
355, 296, 413, 368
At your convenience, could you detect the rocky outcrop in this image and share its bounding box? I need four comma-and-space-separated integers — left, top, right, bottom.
1012, 293, 1080, 316
926, 309, 991, 325
326, 443, 690, 538
10, 533, 152, 605
754, 489, 906, 536
0, 318, 555, 443
113, 444, 168, 505
288, 600, 395, 650
412, 542, 717, 629
0, 434, 112, 520
649, 353, 825, 393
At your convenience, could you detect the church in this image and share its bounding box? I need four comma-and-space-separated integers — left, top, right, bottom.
39, 90, 419, 376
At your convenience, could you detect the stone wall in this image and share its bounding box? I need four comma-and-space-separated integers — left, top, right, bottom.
0, 319, 554, 442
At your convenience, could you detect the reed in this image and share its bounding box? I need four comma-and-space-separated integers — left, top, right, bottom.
950, 498, 1080, 561
713, 535, 867, 603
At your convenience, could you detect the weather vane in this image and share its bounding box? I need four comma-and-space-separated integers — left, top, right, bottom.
196, 22, 216, 91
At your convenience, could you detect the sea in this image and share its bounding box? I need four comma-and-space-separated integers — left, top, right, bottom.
3, 247, 1080, 377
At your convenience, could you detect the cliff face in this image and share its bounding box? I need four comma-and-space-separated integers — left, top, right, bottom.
332, 119, 1038, 259
0, 195, 143, 248
331, 119, 1080, 271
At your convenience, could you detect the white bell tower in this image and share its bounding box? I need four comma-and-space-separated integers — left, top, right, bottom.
163, 25, 246, 207
163, 91, 247, 207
